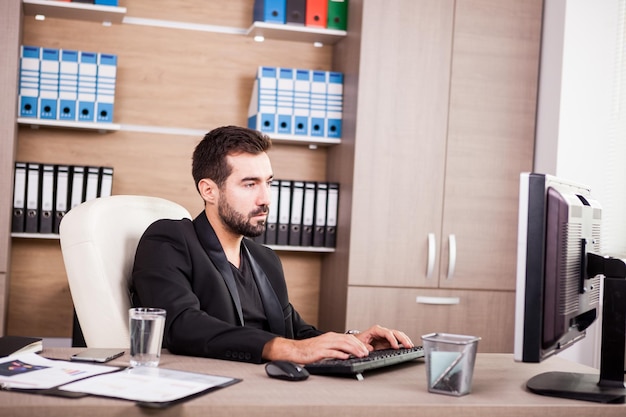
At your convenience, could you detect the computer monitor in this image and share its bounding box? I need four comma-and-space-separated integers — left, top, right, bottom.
514, 172, 626, 403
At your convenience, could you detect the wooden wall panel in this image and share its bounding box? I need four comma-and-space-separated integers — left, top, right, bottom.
10, 0, 334, 337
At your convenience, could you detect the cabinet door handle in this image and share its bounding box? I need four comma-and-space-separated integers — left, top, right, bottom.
447, 234, 457, 279
416, 296, 460, 305
426, 233, 436, 279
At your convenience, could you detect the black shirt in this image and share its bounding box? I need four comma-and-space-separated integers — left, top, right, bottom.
230, 253, 270, 331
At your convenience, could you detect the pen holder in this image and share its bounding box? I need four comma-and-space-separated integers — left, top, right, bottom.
421, 333, 481, 396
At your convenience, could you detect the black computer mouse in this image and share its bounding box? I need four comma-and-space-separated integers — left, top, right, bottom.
265, 360, 310, 381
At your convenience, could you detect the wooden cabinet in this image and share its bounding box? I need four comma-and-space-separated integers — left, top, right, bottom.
321, 0, 542, 353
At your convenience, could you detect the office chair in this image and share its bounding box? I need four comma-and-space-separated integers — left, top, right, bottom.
59, 195, 192, 348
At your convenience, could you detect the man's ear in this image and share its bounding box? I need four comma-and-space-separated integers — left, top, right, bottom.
198, 178, 218, 204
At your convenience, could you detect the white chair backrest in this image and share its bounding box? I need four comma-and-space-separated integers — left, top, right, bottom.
59, 195, 191, 348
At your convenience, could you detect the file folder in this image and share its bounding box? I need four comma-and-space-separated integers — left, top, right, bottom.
99, 167, 113, 197
324, 182, 339, 247
69, 166, 86, 209
327, 0, 348, 30
25, 163, 41, 234
277, 180, 291, 246
293, 69, 311, 136
59, 49, 79, 121
326, 71, 343, 138
306, 0, 328, 28
77, 51, 98, 122
12, 162, 27, 233
264, 180, 280, 245
301, 181, 316, 246
39, 48, 60, 120
277, 68, 295, 135
248, 66, 278, 134
39, 164, 55, 234
96, 53, 117, 123
84, 166, 100, 202
313, 181, 328, 247
309, 70, 327, 137
288, 181, 305, 246
53, 165, 70, 234
286, 0, 306, 25
253, 0, 287, 24
18, 45, 40, 118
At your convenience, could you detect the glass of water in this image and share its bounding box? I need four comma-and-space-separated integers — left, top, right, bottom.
129, 307, 166, 367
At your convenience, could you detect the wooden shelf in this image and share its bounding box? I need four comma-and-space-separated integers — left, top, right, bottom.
118, 124, 339, 147
268, 245, 335, 253
246, 21, 346, 45
9, 233, 335, 252
18, 118, 121, 133
22, 0, 127, 24
11, 232, 59, 240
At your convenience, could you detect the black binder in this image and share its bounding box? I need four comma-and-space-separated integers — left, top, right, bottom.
39, 164, 55, 234
53, 165, 70, 234
286, 0, 306, 25
324, 182, 339, 247
12, 162, 27, 233
277, 179, 291, 246
313, 182, 328, 247
25, 163, 41, 233
288, 181, 305, 245
301, 181, 316, 246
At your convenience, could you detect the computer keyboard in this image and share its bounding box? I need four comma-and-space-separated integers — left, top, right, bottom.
304, 346, 424, 379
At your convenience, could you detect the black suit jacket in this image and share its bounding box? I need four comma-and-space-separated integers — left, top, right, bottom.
131, 211, 322, 363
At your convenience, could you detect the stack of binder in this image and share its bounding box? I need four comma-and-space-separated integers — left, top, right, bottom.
252, 179, 339, 248
12, 162, 114, 235
248, 66, 343, 139
19, 45, 118, 123
253, 0, 348, 30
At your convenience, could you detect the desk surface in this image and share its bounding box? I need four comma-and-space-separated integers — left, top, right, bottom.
1, 349, 625, 417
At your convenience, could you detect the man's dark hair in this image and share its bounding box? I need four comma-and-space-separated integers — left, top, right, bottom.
192, 125, 272, 191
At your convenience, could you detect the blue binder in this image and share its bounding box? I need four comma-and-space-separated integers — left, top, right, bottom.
59, 49, 79, 121
248, 66, 278, 134
309, 70, 327, 137
293, 69, 310, 136
277, 68, 294, 135
253, 0, 287, 24
39, 48, 60, 120
77, 51, 97, 122
96, 53, 117, 123
326, 71, 343, 138
18, 45, 40, 118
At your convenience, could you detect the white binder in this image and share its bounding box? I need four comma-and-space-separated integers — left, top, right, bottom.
18, 45, 40, 118
59, 49, 79, 121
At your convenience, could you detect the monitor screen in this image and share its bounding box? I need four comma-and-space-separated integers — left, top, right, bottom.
514, 172, 626, 403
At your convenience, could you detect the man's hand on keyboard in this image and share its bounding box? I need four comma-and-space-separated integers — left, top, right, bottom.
262, 332, 371, 364
353, 325, 415, 352
262, 325, 414, 365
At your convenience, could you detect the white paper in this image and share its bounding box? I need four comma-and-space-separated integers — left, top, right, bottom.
58, 366, 236, 403
0, 353, 120, 390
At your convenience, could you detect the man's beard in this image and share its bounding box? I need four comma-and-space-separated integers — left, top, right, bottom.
218, 197, 269, 238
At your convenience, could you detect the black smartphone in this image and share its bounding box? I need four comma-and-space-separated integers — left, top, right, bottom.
70, 348, 125, 363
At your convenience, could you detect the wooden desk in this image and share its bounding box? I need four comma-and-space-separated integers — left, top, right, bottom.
1, 349, 625, 417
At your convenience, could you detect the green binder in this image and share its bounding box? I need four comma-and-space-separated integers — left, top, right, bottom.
327, 0, 348, 30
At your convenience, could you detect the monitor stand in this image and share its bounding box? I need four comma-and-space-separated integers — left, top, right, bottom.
527, 256, 626, 404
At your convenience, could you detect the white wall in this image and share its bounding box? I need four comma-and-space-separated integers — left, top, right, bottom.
534, 0, 624, 367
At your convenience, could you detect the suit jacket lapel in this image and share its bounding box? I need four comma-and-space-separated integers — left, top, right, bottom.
242, 243, 286, 337
193, 212, 245, 327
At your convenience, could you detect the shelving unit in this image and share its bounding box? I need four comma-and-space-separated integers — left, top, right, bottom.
18, 118, 121, 133
22, 0, 126, 24
7, 0, 341, 340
